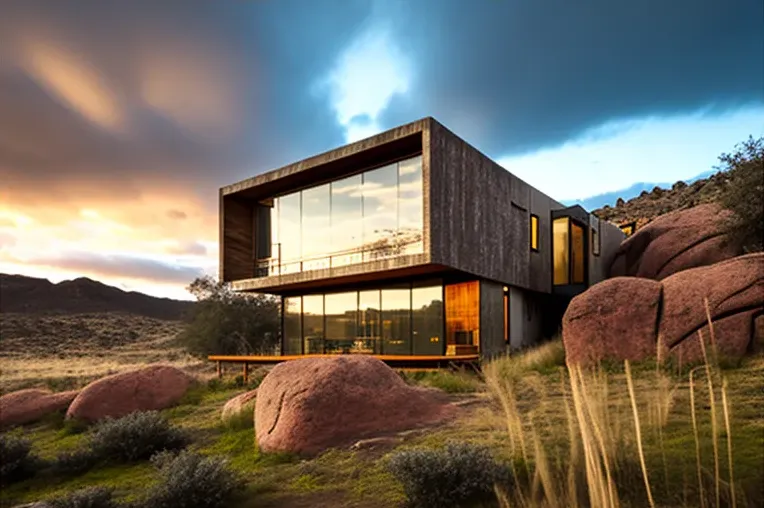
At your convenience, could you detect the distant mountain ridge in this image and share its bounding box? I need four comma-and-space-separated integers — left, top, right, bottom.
0, 274, 194, 320
564, 170, 716, 210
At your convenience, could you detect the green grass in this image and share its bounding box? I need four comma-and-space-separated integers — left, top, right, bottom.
1, 350, 762, 508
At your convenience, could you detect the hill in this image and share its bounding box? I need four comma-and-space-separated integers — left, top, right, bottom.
0, 273, 194, 321
592, 169, 731, 228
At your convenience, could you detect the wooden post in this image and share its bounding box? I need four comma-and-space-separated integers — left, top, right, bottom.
216, 361, 222, 379
243, 362, 249, 383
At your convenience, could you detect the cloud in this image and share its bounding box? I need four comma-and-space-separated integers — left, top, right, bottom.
374, 0, 764, 156
166, 209, 188, 220
23, 251, 204, 285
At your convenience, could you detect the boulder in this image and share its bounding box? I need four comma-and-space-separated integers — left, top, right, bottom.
608, 204, 740, 280
563, 253, 764, 365
221, 389, 258, 423
562, 277, 662, 365
0, 389, 79, 429
255, 356, 455, 455
66, 365, 194, 423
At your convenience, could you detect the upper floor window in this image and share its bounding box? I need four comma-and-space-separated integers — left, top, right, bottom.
258, 155, 424, 276
530, 214, 539, 252
592, 217, 601, 256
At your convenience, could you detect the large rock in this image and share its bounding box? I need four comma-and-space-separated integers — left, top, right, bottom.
66, 365, 194, 423
562, 277, 663, 365
255, 356, 455, 455
0, 389, 79, 429
608, 204, 740, 280
564, 253, 764, 365
221, 389, 258, 423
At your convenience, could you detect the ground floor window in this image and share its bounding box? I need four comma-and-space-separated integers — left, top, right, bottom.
280, 280, 446, 356
444, 281, 480, 356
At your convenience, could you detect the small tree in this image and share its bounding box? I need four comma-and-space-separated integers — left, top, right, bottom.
179, 276, 280, 356
717, 136, 763, 253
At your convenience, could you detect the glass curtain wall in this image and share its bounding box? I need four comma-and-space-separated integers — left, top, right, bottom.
444, 281, 480, 355
281, 280, 443, 356
263, 155, 423, 275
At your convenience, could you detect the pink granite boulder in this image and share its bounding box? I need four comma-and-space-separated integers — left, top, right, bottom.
66, 365, 194, 423
609, 204, 740, 280
255, 356, 455, 456
0, 389, 79, 429
221, 388, 258, 423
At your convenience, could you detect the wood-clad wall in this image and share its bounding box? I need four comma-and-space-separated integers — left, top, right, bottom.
220, 194, 254, 282
428, 120, 561, 292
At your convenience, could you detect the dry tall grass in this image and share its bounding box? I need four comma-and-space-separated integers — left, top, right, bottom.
484, 312, 755, 508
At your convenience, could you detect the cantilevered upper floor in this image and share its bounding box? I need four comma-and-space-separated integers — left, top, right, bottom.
220, 117, 624, 295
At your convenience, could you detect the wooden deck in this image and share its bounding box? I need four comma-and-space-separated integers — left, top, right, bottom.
208, 354, 480, 381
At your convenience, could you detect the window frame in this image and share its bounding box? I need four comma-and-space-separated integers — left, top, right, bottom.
592, 218, 601, 257
530, 214, 540, 252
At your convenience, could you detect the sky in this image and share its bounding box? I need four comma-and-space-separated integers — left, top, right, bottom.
0, 0, 762, 300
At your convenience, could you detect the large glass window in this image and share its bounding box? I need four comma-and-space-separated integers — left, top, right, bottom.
301, 184, 331, 271
302, 295, 324, 354
571, 222, 585, 284
445, 281, 480, 355
263, 155, 424, 276
331, 175, 363, 267
553, 218, 570, 285
283, 297, 302, 354
363, 164, 399, 262
412, 285, 443, 355
358, 290, 382, 354
382, 287, 411, 355
278, 193, 301, 274
324, 292, 358, 354
398, 156, 424, 255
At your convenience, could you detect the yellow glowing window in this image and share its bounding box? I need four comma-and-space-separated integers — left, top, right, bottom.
553, 218, 569, 285
530, 214, 539, 251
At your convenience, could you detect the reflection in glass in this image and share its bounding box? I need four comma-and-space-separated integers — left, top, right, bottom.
412, 285, 443, 355
382, 287, 411, 355
324, 292, 357, 354
553, 218, 569, 285
278, 193, 301, 274
363, 164, 398, 262
358, 290, 382, 354
269, 199, 280, 275
331, 175, 363, 267
283, 297, 302, 354
301, 184, 331, 271
571, 222, 585, 284
398, 156, 424, 255
302, 295, 324, 354
445, 281, 479, 355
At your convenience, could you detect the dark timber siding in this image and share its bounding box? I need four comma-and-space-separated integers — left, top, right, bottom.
479, 279, 506, 358
220, 193, 254, 282
428, 120, 562, 291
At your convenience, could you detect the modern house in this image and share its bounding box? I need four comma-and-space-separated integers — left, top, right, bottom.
218, 117, 624, 364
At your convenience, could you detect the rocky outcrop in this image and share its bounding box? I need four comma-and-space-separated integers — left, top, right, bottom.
564, 253, 764, 365
66, 365, 194, 423
608, 204, 740, 280
221, 389, 258, 423
255, 356, 455, 456
0, 389, 79, 429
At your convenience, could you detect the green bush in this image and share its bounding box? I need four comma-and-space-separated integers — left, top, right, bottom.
87, 411, 188, 463
51, 448, 101, 476
47, 486, 118, 508
401, 370, 479, 393
179, 276, 280, 356
0, 433, 44, 485
386, 442, 510, 508
718, 136, 763, 253
138, 450, 244, 508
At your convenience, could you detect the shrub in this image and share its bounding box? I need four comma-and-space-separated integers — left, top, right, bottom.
138, 450, 244, 508
0, 433, 44, 485
401, 370, 479, 393
386, 442, 510, 508
179, 276, 280, 356
47, 486, 118, 508
717, 135, 764, 252
50, 448, 101, 476
87, 411, 188, 463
